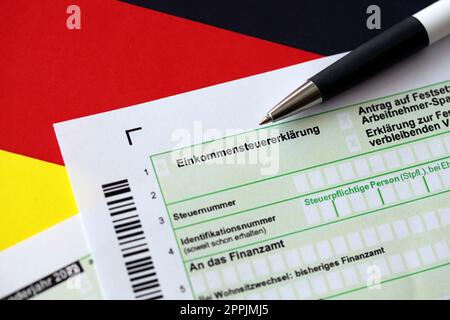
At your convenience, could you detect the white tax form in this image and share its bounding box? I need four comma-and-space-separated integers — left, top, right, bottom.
55, 37, 450, 300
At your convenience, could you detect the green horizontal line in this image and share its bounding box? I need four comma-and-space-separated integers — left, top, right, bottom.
182, 189, 449, 263
150, 79, 450, 159
173, 156, 449, 230
166, 130, 450, 206
323, 262, 450, 300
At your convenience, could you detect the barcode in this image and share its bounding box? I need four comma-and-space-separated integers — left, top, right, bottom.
102, 179, 163, 300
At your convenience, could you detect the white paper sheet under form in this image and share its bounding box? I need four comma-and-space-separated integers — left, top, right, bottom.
55, 37, 450, 300
0, 216, 102, 300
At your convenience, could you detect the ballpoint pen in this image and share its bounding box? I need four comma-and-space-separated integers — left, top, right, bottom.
260, 0, 450, 125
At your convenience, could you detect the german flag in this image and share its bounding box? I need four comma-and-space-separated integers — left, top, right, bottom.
0, 0, 434, 250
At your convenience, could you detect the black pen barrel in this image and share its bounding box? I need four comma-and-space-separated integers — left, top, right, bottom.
310, 16, 430, 101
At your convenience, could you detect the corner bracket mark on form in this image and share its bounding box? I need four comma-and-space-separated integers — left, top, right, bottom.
125, 127, 142, 146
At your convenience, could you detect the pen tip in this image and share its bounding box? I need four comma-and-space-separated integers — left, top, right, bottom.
259, 116, 271, 126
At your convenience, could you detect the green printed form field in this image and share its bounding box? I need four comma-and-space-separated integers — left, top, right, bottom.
151, 80, 450, 300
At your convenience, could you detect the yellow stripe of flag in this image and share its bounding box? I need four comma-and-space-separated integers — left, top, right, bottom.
0, 150, 78, 251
